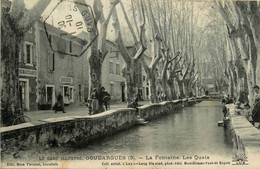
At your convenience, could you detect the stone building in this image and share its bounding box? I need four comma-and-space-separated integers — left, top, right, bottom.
101, 41, 144, 103
36, 22, 89, 109
18, 26, 38, 111
101, 40, 125, 103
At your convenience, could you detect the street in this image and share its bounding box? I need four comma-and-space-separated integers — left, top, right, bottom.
24, 101, 151, 124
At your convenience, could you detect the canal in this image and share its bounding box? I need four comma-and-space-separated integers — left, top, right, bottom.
5, 101, 234, 165
54, 101, 234, 159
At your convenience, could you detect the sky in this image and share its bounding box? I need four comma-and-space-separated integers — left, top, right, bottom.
21, 0, 214, 45
22, 0, 133, 42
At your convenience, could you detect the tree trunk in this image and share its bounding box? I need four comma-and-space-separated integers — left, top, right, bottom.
149, 73, 159, 103
246, 61, 256, 105
184, 79, 191, 97
229, 73, 235, 98
167, 78, 177, 100
88, 46, 102, 92
177, 80, 185, 98
1, 14, 23, 126
122, 64, 136, 107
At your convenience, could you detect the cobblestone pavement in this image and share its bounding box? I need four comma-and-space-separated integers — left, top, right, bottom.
24, 101, 151, 124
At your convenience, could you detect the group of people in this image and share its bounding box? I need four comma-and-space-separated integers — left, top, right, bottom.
88, 87, 111, 115
52, 87, 110, 115
223, 85, 260, 128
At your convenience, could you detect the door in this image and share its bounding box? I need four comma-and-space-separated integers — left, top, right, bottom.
46, 86, 53, 105
79, 84, 82, 102
146, 87, 149, 99
63, 86, 70, 105
121, 85, 125, 102
19, 81, 26, 111
19, 79, 29, 111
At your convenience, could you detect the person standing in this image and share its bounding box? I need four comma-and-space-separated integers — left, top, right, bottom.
252, 85, 260, 127
90, 88, 99, 115
99, 87, 110, 111
53, 93, 65, 113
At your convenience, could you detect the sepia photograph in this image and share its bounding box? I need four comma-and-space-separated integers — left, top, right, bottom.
1, 0, 260, 168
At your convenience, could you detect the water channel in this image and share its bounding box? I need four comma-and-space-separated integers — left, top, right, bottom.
7, 101, 235, 165
46, 101, 234, 159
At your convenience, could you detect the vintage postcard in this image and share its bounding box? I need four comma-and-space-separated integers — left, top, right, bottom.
1, 0, 260, 168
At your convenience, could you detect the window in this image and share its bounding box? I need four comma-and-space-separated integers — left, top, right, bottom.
116, 63, 120, 75
69, 41, 73, 53
110, 83, 114, 96
143, 76, 145, 82
109, 61, 114, 74
48, 51, 55, 71
24, 42, 33, 65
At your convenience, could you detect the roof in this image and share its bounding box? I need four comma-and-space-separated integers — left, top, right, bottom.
38, 21, 85, 45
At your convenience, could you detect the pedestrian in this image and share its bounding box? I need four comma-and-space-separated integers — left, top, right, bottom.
235, 101, 242, 115
252, 85, 260, 127
222, 100, 228, 119
129, 97, 139, 113
226, 95, 233, 104
99, 87, 110, 111
243, 103, 253, 124
53, 93, 66, 113
90, 88, 99, 115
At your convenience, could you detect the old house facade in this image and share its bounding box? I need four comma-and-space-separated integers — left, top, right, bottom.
101, 41, 145, 103
36, 22, 89, 109
102, 40, 125, 103
18, 26, 38, 111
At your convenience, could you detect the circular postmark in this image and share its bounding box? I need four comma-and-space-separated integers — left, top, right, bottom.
43, 1, 98, 57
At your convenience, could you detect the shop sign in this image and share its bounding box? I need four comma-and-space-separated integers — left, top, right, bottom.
19, 68, 37, 77
60, 76, 73, 84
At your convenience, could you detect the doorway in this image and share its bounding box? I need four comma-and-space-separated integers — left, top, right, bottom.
63, 85, 72, 105
121, 85, 125, 102
146, 87, 149, 99
19, 79, 29, 111
46, 85, 55, 107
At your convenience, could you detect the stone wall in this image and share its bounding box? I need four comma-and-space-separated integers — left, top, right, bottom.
226, 104, 260, 167
1, 99, 196, 156
139, 100, 183, 121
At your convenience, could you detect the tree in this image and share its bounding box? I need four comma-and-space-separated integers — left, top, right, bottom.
1, 0, 51, 126
112, 0, 147, 106
75, 0, 119, 112
214, 1, 260, 104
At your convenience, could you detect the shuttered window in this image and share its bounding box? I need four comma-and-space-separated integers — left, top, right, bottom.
24, 42, 33, 65
48, 51, 55, 71
116, 63, 120, 75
